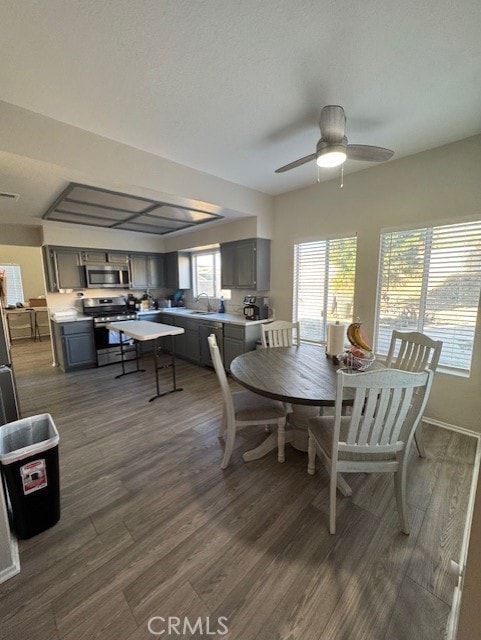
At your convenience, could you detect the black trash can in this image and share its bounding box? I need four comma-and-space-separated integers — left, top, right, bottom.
0, 413, 60, 539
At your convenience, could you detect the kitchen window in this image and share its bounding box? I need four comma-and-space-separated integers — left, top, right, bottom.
375, 220, 481, 375
293, 236, 357, 344
192, 250, 226, 298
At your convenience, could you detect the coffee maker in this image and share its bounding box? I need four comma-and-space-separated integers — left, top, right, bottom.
242, 295, 269, 321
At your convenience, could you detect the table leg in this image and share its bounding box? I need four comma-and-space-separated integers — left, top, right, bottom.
149, 334, 183, 402
115, 332, 145, 379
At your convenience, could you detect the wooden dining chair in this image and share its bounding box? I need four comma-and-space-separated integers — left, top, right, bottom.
385, 330, 442, 457
208, 334, 288, 468
261, 320, 300, 348
307, 367, 434, 535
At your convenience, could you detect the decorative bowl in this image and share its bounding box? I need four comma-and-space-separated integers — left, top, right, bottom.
339, 350, 376, 372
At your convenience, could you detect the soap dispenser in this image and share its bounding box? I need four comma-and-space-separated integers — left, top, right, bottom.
218, 296, 225, 313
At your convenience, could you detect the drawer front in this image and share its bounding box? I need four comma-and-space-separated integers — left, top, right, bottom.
61, 320, 93, 335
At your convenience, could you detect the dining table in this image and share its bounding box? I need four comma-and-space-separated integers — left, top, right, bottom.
230, 344, 359, 462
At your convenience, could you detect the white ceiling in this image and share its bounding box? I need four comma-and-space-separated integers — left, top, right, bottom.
1, 0, 481, 230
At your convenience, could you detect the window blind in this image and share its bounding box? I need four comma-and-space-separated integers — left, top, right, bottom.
0, 264, 25, 307
293, 236, 357, 344
375, 220, 481, 373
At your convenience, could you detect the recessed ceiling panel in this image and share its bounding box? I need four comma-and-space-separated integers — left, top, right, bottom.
149, 205, 218, 223
43, 183, 224, 235
46, 211, 116, 227
116, 221, 179, 235
55, 201, 132, 221
135, 214, 193, 229
67, 185, 153, 212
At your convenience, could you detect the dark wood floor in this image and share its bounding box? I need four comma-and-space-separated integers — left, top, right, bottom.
0, 339, 477, 640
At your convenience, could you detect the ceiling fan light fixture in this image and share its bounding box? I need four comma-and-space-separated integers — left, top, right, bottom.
316, 145, 347, 168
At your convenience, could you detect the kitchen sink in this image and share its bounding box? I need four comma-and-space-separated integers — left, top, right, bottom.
183, 310, 214, 315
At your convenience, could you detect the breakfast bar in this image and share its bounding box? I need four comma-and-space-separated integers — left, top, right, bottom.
106, 320, 185, 402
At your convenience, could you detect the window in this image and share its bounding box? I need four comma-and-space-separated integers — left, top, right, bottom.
375, 220, 481, 374
192, 250, 224, 298
0, 264, 25, 306
293, 236, 357, 344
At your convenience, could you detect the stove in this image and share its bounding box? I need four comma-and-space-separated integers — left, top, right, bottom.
83, 297, 137, 366
83, 297, 136, 325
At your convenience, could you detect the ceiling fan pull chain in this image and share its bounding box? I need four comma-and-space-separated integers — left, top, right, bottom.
317, 165, 321, 184
340, 164, 344, 189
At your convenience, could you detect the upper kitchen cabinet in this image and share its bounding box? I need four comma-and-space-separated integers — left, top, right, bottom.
164, 252, 191, 290
220, 238, 270, 290
81, 251, 129, 264
129, 254, 165, 290
43, 246, 86, 292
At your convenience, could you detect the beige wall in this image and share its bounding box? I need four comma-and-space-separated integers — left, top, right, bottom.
0, 245, 46, 303
271, 135, 481, 433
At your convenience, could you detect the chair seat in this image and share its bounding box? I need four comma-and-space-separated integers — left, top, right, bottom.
309, 416, 397, 462
233, 390, 286, 421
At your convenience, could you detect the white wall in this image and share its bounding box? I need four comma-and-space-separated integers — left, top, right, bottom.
271, 134, 481, 432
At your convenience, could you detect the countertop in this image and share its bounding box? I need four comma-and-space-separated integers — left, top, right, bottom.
50, 314, 92, 324
143, 307, 270, 326
50, 308, 270, 326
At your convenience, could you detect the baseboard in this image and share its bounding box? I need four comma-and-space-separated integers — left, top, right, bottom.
422, 416, 481, 441
0, 536, 20, 584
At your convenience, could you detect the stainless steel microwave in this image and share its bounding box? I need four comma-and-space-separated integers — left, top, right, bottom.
84, 264, 130, 289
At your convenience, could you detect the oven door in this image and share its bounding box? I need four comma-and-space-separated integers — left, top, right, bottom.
94, 324, 136, 366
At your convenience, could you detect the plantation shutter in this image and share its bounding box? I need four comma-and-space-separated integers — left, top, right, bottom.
376, 220, 481, 373
293, 236, 357, 344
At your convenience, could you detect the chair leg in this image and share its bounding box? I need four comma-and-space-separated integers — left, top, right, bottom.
307, 432, 316, 475
277, 418, 286, 463
413, 423, 427, 458
329, 473, 337, 535
218, 408, 227, 438
221, 424, 236, 469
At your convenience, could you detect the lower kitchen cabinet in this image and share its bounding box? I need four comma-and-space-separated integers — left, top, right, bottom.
171, 317, 201, 364
223, 323, 262, 371
52, 320, 96, 372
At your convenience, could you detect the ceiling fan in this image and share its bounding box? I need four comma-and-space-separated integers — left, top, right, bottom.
275, 105, 394, 173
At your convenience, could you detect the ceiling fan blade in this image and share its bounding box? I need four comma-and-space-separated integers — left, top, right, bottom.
275, 153, 317, 173
319, 105, 346, 142
347, 145, 394, 162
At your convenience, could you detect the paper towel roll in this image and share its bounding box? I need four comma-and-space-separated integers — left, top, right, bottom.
326, 322, 345, 356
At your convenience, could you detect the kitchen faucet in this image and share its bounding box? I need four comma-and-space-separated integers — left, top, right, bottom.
196, 292, 213, 312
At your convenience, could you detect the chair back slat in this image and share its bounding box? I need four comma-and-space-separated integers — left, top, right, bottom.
336, 369, 432, 455
261, 321, 300, 348
386, 330, 443, 373
208, 334, 235, 424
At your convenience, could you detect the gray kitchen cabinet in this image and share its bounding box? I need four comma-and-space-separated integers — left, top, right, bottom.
80, 250, 108, 263
129, 254, 164, 289
43, 246, 86, 292
171, 316, 200, 363
165, 252, 191, 290
220, 238, 270, 290
81, 250, 129, 264
223, 322, 262, 371
52, 320, 96, 371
